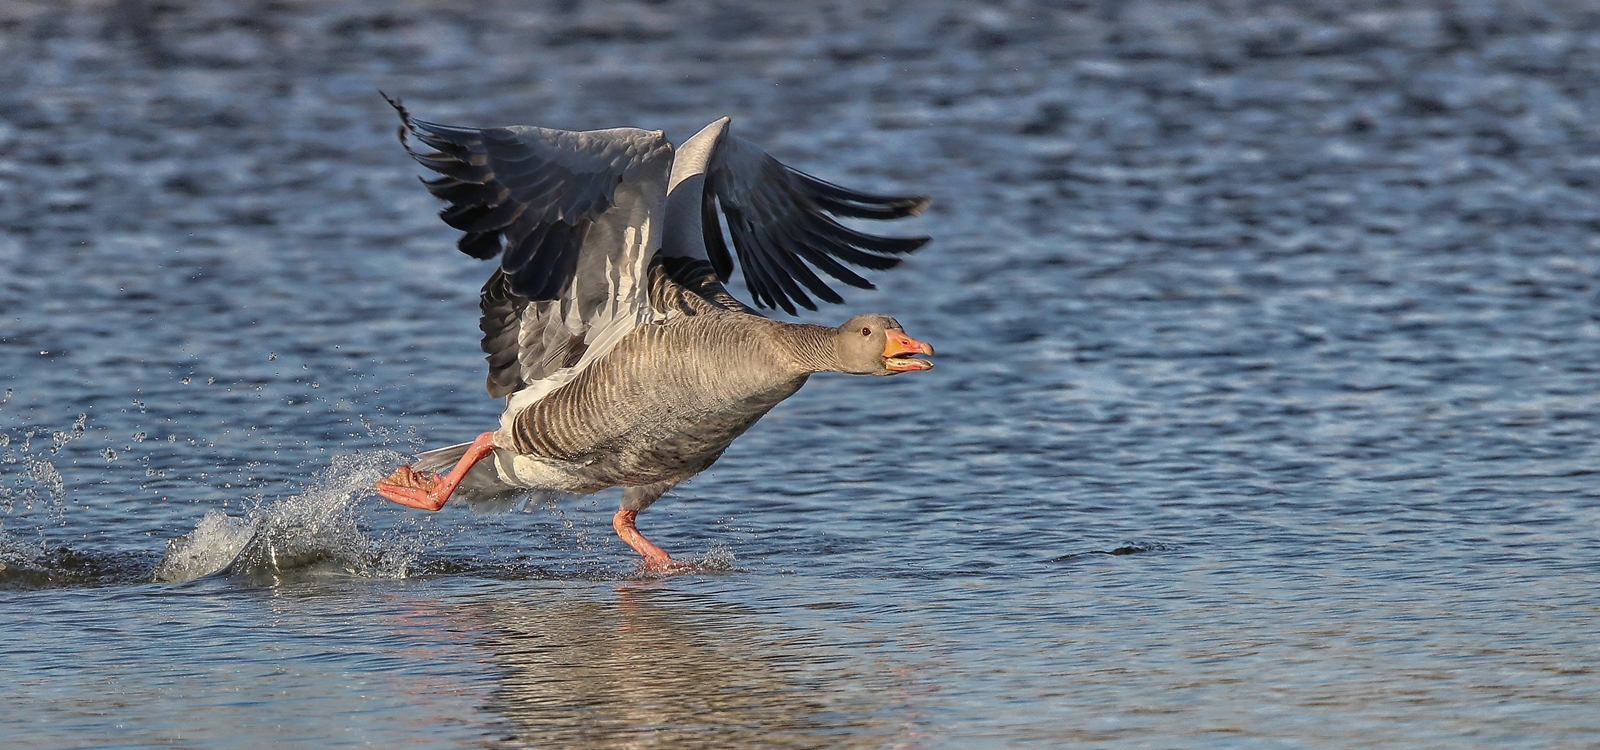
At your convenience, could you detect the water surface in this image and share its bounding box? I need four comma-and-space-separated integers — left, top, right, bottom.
4, 1, 1600, 747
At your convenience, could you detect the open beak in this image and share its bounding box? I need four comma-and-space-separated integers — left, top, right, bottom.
883, 329, 935, 372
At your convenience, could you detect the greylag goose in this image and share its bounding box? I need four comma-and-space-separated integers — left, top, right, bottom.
373, 97, 935, 573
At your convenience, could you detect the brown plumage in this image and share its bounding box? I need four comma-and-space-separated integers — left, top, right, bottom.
371, 100, 936, 573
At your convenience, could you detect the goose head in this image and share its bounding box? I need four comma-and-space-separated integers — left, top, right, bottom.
834, 314, 935, 375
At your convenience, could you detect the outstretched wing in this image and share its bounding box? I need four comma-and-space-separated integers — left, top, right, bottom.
388, 95, 672, 300
387, 97, 673, 399
659, 118, 930, 315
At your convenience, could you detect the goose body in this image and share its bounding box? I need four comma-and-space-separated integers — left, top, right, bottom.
373, 98, 935, 572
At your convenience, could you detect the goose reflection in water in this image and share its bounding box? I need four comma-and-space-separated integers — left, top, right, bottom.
478, 585, 921, 749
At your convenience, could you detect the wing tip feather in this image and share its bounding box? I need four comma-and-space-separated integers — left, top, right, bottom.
703, 139, 933, 315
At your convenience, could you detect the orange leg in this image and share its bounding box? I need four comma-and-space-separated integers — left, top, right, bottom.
375, 432, 497, 511
612, 509, 698, 575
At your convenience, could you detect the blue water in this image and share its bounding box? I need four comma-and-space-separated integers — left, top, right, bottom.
4, 1, 1600, 747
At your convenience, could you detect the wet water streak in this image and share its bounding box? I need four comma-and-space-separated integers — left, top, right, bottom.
4, 0, 1600, 747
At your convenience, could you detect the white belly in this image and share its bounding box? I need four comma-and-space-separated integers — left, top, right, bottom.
489, 449, 605, 495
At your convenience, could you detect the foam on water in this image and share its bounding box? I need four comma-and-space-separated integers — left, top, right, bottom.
153, 450, 423, 583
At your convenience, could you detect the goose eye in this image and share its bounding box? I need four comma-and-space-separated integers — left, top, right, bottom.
861, 327, 872, 336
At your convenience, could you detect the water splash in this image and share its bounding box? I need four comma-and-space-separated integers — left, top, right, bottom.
694, 542, 738, 572
0, 524, 46, 577
0, 411, 83, 517
0, 405, 87, 577
154, 450, 422, 583
149, 510, 260, 583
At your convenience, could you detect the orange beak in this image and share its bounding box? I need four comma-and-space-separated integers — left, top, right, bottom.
883, 329, 935, 372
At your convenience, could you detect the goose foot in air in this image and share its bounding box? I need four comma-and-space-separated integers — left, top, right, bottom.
613, 509, 700, 575
376, 432, 497, 511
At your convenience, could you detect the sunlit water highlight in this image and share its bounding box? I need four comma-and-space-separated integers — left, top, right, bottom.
5, 1, 1600, 747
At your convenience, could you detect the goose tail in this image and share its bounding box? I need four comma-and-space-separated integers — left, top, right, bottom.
411, 441, 529, 513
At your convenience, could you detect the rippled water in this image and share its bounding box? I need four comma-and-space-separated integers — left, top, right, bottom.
5, 1, 1600, 747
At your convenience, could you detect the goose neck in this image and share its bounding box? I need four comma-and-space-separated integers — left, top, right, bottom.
780, 323, 841, 374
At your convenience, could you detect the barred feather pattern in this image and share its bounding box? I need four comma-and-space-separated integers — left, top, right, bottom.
507, 273, 829, 487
